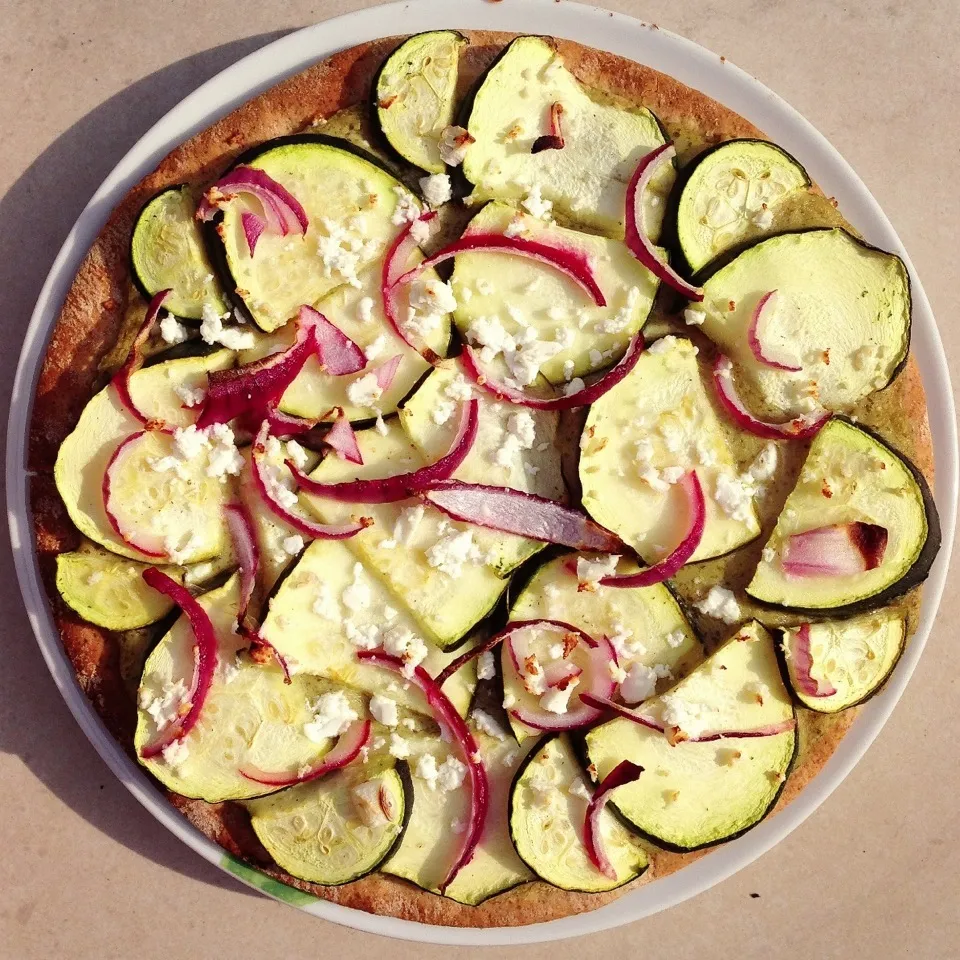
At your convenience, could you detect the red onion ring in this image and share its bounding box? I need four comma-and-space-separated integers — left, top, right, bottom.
324, 413, 363, 465
302, 305, 367, 376
112, 289, 172, 428
224, 501, 259, 623
241, 211, 266, 256
584, 760, 644, 880
198, 166, 308, 236
747, 290, 801, 371
789, 623, 838, 698
781, 521, 888, 577
102, 431, 168, 558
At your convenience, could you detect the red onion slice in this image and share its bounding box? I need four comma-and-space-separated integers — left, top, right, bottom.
584, 760, 644, 880
301, 305, 367, 376
251, 422, 371, 540
578, 692, 663, 731
747, 291, 802, 372
139, 568, 220, 758
396, 234, 606, 307
112, 290, 171, 427
544, 660, 583, 688
262, 402, 321, 438
375, 354, 403, 392
532, 101, 565, 153
625, 144, 703, 301
781, 521, 888, 578
422, 481, 624, 551
102, 431, 168, 558
241, 211, 266, 257
356, 651, 489, 893
381, 211, 442, 364
239, 718, 372, 787
224, 501, 259, 623
789, 623, 838, 698
198, 166, 308, 236
461, 332, 644, 410
599, 471, 705, 588
286, 399, 478, 503
712, 355, 830, 440
324, 413, 363, 465
245, 627, 294, 682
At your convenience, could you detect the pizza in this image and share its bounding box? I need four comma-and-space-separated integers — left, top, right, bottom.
28, 29, 941, 928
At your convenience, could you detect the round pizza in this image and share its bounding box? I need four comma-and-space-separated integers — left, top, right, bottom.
29, 30, 941, 927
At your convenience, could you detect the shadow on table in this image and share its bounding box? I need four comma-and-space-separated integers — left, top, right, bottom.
0, 32, 293, 899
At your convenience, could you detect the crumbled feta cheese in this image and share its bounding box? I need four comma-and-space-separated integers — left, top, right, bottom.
595, 286, 640, 334
364, 334, 387, 361
389, 732, 412, 759
696, 585, 742, 624
426, 529, 483, 578
665, 629, 686, 649
683, 306, 707, 326
173, 382, 205, 409
471, 708, 506, 740
419, 173, 452, 208
748, 443, 778, 483
342, 563, 372, 613
410, 276, 457, 316
282, 534, 304, 556
86, 571, 104, 586
357, 295, 375, 323
438, 125, 473, 166
620, 663, 658, 704
393, 504, 425, 545
608, 661, 628, 684
200, 303, 254, 350
436, 755, 467, 791
304, 691, 358, 741
346, 372, 383, 409
415, 753, 439, 789
161, 740, 190, 768
714, 471, 756, 523
563, 377, 585, 396
286, 439, 309, 470
160, 315, 188, 344
521, 184, 552, 220
647, 335, 677, 356
477, 650, 496, 681
382, 625, 428, 677
660, 694, 714, 739
502, 691, 517, 709
391, 187, 420, 225
370, 694, 399, 727
504, 217, 526, 238
752, 206, 774, 229
140, 678, 190, 728
576, 554, 619, 583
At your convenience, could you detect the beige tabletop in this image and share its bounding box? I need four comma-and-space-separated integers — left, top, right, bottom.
1, 0, 957, 957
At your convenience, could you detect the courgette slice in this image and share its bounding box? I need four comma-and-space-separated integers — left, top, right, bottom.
257, 537, 477, 717
54, 351, 236, 563
698, 229, 911, 417
747, 419, 939, 612
135, 576, 348, 802
382, 728, 534, 904
237, 257, 451, 422
301, 420, 509, 649
585, 621, 797, 851
450, 202, 660, 385
675, 139, 810, 272
399, 361, 563, 575
780, 609, 906, 712
211, 135, 420, 332
247, 757, 410, 885
580, 335, 761, 564
130, 185, 227, 319
374, 31, 467, 174
509, 734, 648, 892
462, 36, 672, 237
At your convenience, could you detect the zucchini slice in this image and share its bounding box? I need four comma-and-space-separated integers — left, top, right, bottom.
450, 202, 660, 385
247, 758, 410, 885
580, 335, 762, 564
130, 185, 228, 319
135, 576, 348, 803
747, 419, 939, 612
510, 735, 648, 892
399, 361, 563, 575
462, 36, 672, 237
374, 31, 467, 174
301, 420, 509, 649
780, 609, 906, 712
237, 257, 451, 423
56, 549, 182, 630
212, 136, 419, 332
699, 229, 911, 416
676, 139, 810, 272
382, 729, 534, 904
54, 351, 235, 563
257, 537, 477, 717
585, 621, 797, 851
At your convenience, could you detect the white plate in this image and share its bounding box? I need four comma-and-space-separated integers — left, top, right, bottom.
7, 0, 957, 945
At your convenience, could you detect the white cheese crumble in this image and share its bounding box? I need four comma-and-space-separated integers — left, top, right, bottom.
173, 382, 205, 409
369, 694, 399, 727
426, 529, 483, 578
521, 183, 553, 220
665, 629, 686, 649
160, 315, 188, 344
714, 471, 756, 523
382, 625, 428, 677
414, 753, 439, 789
410, 276, 457, 316
563, 377, 585, 396
139, 678, 190, 728
393, 504, 425, 545
435, 755, 467, 792
695, 585, 742, 624
438, 125, 472, 166
357, 295, 375, 323
647, 335, 677, 356
595, 286, 640, 335
160, 740, 190, 768
311, 581, 339, 621
683, 306, 707, 327
364, 334, 387, 361
341, 563, 372, 613
282, 534, 304, 556
391, 187, 420, 225
620, 663, 658, 704
660, 694, 714, 739
389, 732, 412, 759
477, 650, 496, 681
286, 439, 309, 470
471, 708, 506, 740
346, 372, 383, 409
304, 691, 358, 741
419, 173, 452, 208
752, 206, 774, 229
540, 681, 577, 714
576, 554, 619, 584
200, 303, 254, 350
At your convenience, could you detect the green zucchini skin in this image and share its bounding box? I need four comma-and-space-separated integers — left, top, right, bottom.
747, 418, 941, 617
128, 184, 184, 307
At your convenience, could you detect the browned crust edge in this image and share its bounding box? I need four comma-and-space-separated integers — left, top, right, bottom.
25, 30, 935, 928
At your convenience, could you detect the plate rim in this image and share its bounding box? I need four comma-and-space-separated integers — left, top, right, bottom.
7, 0, 957, 946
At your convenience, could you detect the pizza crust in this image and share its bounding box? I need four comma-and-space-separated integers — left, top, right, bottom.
26, 31, 936, 927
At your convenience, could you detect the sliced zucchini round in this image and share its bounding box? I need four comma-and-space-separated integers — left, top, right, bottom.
56, 548, 181, 630
374, 31, 467, 174
301, 419, 508, 650
698, 229, 911, 417
131, 185, 227, 320
54, 351, 235, 563
780, 609, 906, 712
399, 361, 563, 576
747, 419, 940, 612
585, 622, 797, 851
382, 729, 534, 905
580, 335, 761, 564
510, 734, 648, 892
248, 758, 410, 885
450, 202, 660, 385
676, 139, 810, 272
462, 36, 672, 237
135, 575, 351, 803
211, 135, 419, 332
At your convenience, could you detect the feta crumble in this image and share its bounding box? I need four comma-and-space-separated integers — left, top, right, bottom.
369, 694, 399, 727
695, 585, 742, 624
419, 173, 452, 208
304, 691, 358, 741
